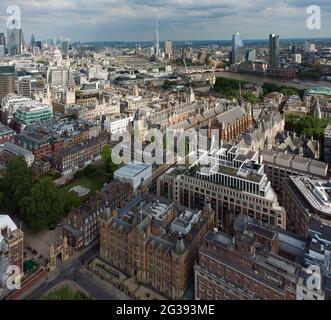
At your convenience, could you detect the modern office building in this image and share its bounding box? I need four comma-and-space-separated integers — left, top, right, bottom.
100, 192, 215, 300
13, 101, 53, 126
47, 66, 73, 88
0, 33, 5, 46
165, 40, 172, 57
17, 76, 32, 98
269, 34, 280, 69
282, 176, 331, 237
7, 27, 22, 55
245, 49, 256, 62
114, 162, 153, 192
3, 142, 35, 167
261, 150, 329, 195
0, 66, 16, 105
231, 32, 244, 65
158, 146, 287, 233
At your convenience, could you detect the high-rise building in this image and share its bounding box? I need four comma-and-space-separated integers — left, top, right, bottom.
291, 44, 298, 54
0, 46, 5, 57
304, 41, 315, 54
30, 34, 36, 47
0, 65, 16, 105
155, 22, 160, 57
269, 34, 280, 69
7, 18, 23, 55
17, 76, 32, 98
0, 34, 5, 56
245, 49, 256, 62
165, 40, 172, 57
61, 38, 70, 55
0, 33, 5, 46
231, 32, 244, 65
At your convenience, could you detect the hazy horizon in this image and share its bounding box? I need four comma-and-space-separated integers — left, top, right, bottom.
0, 1, 330, 43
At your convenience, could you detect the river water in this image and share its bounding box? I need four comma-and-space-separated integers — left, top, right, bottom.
214, 71, 331, 90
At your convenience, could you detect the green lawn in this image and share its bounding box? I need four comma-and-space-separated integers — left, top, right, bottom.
42, 285, 91, 300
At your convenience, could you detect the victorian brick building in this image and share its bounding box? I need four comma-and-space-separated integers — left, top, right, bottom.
99, 193, 215, 300
64, 180, 133, 250
208, 105, 253, 142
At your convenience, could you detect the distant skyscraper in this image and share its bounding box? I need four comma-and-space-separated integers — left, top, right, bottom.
155, 22, 160, 57
304, 41, 315, 54
165, 40, 172, 57
7, 27, 22, 55
0, 33, 5, 57
31, 34, 36, 47
231, 32, 244, 65
61, 38, 70, 55
0, 33, 5, 46
245, 49, 256, 62
291, 44, 298, 54
0, 65, 16, 104
269, 34, 280, 69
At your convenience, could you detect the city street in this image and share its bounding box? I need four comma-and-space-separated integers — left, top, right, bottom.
24, 243, 129, 300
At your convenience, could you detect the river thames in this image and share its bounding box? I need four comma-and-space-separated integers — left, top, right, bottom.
213, 71, 331, 90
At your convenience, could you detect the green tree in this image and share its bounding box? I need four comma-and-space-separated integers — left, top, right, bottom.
101, 144, 117, 174
243, 92, 259, 104
1, 157, 33, 216
20, 178, 66, 232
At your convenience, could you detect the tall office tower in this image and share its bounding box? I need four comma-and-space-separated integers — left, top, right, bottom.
0, 33, 5, 57
61, 38, 70, 55
165, 40, 172, 57
0, 33, 5, 46
304, 41, 315, 53
7, 28, 23, 55
17, 76, 32, 98
245, 49, 256, 62
0, 66, 16, 105
231, 32, 244, 65
155, 22, 160, 57
30, 34, 36, 47
269, 34, 280, 69
291, 44, 298, 54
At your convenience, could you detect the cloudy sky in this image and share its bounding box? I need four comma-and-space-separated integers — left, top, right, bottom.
0, 0, 330, 42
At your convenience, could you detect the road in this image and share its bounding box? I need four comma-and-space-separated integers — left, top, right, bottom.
25, 243, 128, 300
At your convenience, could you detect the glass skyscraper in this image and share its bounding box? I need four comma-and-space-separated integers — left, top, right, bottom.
231, 32, 244, 65
269, 34, 280, 69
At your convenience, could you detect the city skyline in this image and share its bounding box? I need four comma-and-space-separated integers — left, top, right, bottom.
0, 1, 330, 42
